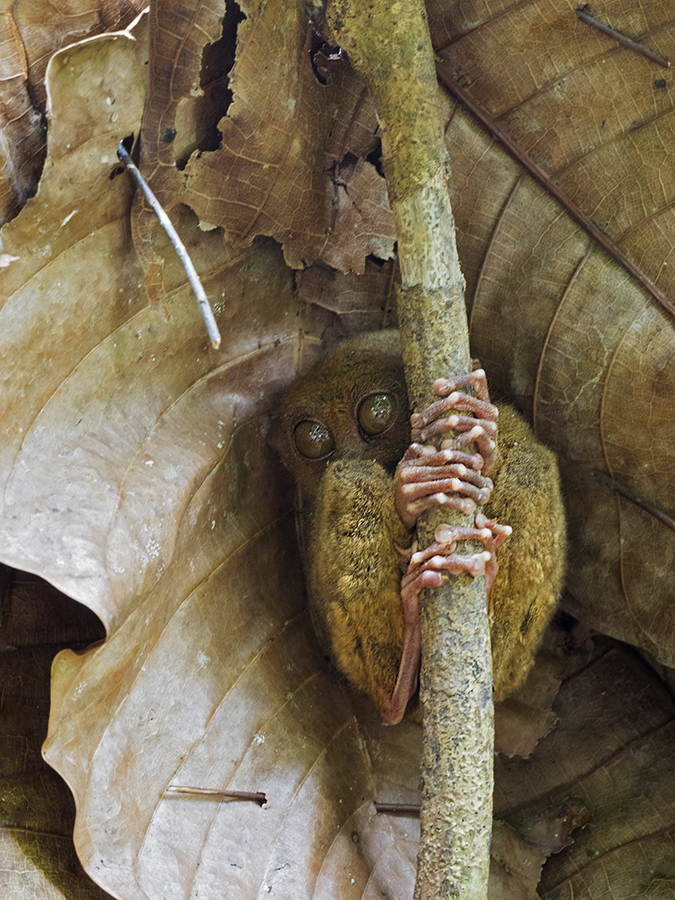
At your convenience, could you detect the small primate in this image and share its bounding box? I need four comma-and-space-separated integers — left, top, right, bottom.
273, 330, 566, 724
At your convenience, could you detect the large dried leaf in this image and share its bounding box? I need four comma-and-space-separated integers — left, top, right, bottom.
424, 0, 675, 663
0, 568, 111, 900
131, 0, 394, 304
0, 0, 144, 225
0, 13, 422, 900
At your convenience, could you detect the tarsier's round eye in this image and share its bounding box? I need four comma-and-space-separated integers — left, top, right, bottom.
358, 392, 397, 436
293, 420, 335, 459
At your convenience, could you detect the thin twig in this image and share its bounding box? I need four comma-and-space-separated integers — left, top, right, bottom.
593, 469, 675, 532
165, 785, 266, 805
576, 7, 670, 69
436, 71, 675, 320
374, 802, 421, 815
117, 142, 222, 349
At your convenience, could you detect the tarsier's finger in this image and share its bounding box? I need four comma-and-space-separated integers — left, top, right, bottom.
433, 368, 491, 404
400, 493, 478, 524
474, 513, 512, 549
398, 460, 492, 489
410, 528, 494, 567
436, 516, 512, 594
419, 551, 492, 579
443, 423, 498, 463
411, 392, 497, 439
399, 477, 492, 507
417, 414, 497, 447
398, 461, 492, 491
399, 444, 484, 471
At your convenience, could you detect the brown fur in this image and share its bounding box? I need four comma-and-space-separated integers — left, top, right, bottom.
274, 330, 566, 716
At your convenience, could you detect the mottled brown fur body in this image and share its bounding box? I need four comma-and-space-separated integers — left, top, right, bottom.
274, 330, 566, 718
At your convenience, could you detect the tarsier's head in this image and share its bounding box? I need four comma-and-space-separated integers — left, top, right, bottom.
272, 330, 413, 720
273, 329, 411, 511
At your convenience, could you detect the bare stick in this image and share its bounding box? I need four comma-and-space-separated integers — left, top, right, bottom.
165, 785, 266, 806
117, 143, 222, 349
593, 469, 675, 532
375, 803, 421, 815
576, 7, 670, 69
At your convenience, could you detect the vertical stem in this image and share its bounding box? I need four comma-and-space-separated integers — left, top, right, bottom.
325, 2, 493, 898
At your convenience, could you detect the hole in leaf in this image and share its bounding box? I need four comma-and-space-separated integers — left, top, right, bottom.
111, 133, 135, 178
309, 27, 343, 86
365, 142, 384, 177
175, 1, 246, 170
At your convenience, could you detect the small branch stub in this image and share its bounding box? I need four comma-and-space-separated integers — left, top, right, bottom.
117, 142, 222, 349
576, 6, 670, 68
165, 785, 266, 806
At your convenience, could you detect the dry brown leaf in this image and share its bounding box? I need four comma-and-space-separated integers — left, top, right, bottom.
0, 0, 144, 226
488, 807, 588, 900
0, 567, 110, 900
496, 640, 675, 898
493, 631, 571, 759
131, 0, 394, 307
424, 1, 675, 666
295, 258, 399, 334
319, 156, 395, 275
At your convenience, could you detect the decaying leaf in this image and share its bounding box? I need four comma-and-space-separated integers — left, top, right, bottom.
132, 0, 394, 308
497, 639, 675, 898
0, 0, 145, 226
488, 806, 588, 900
493, 625, 573, 759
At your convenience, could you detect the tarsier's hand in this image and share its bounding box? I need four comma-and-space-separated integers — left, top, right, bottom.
385, 370, 512, 724
395, 368, 501, 529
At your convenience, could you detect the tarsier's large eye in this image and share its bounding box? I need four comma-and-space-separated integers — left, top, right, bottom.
358, 392, 397, 436
293, 420, 335, 459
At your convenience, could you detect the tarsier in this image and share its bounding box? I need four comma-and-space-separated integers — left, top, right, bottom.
273, 330, 566, 725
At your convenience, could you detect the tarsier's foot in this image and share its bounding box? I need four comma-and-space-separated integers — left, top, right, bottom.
384, 517, 512, 725
396, 447, 493, 528
395, 368, 500, 529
